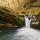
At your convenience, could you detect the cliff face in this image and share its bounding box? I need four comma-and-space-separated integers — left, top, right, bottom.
0, 0, 38, 13
0, 0, 40, 29
0, 0, 27, 12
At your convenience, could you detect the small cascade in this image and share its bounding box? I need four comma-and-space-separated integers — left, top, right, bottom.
25, 16, 32, 28
15, 16, 32, 35
12, 16, 40, 40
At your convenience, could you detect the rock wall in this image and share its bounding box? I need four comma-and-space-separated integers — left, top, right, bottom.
0, 0, 40, 29
0, 0, 38, 12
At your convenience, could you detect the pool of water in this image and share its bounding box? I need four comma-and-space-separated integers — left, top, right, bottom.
0, 28, 40, 40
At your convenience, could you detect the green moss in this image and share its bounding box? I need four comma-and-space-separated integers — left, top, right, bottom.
15, 15, 25, 27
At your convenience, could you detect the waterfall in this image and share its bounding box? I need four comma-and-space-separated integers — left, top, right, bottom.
15, 16, 32, 35
25, 16, 31, 28
12, 16, 40, 40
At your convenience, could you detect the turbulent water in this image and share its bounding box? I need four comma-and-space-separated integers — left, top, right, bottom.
0, 16, 40, 40
13, 16, 40, 40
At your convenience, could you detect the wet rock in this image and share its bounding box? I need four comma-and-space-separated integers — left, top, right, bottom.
30, 13, 40, 30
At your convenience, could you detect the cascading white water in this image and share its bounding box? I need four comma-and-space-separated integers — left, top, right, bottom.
12, 16, 40, 40
15, 16, 32, 35
25, 16, 31, 28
